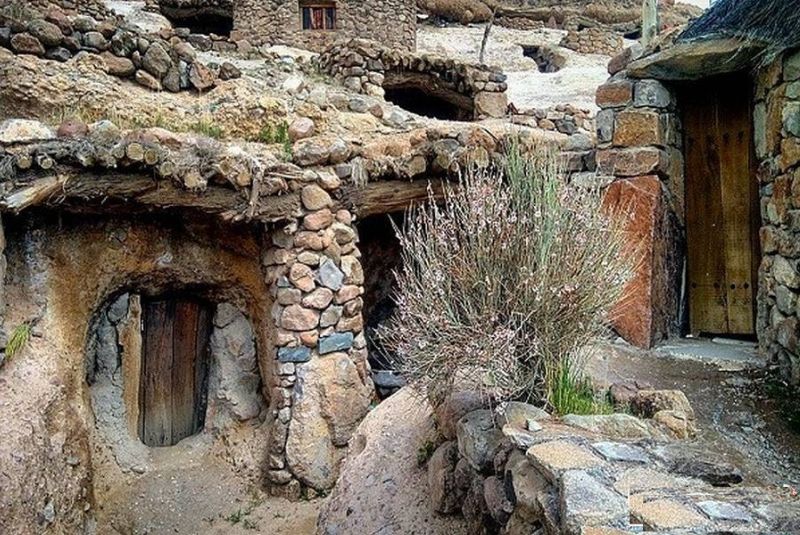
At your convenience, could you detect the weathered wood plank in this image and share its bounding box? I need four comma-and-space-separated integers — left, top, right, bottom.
142, 299, 174, 447
684, 80, 728, 334
341, 178, 449, 218
171, 299, 200, 445
718, 80, 756, 335
683, 75, 757, 336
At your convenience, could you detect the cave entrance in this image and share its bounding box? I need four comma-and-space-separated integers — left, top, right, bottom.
160, 7, 234, 36
383, 72, 474, 121
140, 296, 212, 447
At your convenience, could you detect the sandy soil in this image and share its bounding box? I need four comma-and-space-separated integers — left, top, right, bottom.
95, 445, 323, 534
417, 23, 618, 112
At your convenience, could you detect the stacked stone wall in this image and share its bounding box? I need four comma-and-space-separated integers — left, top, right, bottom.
594, 71, 684, 349
0, 12, 243, 92
561, 27, 623, 56
318, 39, 508, 119
754, 50, 800, 384
233, 0, 415, 53
21, 0, 111, 20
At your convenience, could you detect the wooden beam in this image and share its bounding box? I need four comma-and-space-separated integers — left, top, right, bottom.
3, 171, 301, 223
341, 178, 450, 218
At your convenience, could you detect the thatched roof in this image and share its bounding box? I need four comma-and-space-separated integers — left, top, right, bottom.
678, 0, 800, 57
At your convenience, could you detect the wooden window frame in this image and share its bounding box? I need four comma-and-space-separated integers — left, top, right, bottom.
301, 2, 336, 31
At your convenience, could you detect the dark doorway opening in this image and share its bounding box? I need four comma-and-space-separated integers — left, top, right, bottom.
521, 45, 566, 73
160, 8, 234, 36
679, 74, 759, 338
357, 212, 405, 397
140, 296, 213, 447
384, 86, 471, 121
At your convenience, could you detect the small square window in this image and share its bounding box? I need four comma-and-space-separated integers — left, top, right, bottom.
301, 3, 336, 30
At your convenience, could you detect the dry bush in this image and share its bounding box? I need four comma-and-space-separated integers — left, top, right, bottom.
379, 142, 635, 408
418, 0, 494, 24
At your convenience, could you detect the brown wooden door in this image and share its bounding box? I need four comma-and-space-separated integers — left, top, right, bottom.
683, 75, 759, 336
140, 297, 212, 447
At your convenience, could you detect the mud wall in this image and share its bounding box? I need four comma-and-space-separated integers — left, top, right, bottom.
0, 211, 272, 532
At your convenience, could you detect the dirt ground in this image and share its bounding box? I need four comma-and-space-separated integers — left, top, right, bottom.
95, 447, 323, 535
592, 338, 800, 493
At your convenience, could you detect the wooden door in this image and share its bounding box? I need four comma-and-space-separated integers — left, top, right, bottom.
683, 75, 759, 336
139, 297, 212, 447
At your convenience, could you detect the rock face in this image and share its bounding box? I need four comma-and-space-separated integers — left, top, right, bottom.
317, 388, 469, 534
286, 353, 371, 490
603, 174, 681, 348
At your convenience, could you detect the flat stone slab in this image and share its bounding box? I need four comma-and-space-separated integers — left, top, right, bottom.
502, 425, 542, 450
560, 470, 629, 534
318, 332, 353, 354
613, 467, 685, 495
592, 441, 649, 463
526, 440, 604, 483
697, 500, 753, 523
562, 413, 660, 440
631, 496, 707, 530
277, 346, 311, 363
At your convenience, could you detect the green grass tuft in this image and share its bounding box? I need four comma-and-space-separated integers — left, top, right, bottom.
549, 361, 613, 416
6, 323, 31, 360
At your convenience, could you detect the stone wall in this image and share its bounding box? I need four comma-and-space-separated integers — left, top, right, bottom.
233, 0, 415, 53
597, 46, 800, 382
561, 27, 624, 56
21, 0, 111, 20
317, 39, 509, 119
0, 12, 242, 93
426, 389, 797, 534
594, 71, 684, 349
754, 50, 800, 384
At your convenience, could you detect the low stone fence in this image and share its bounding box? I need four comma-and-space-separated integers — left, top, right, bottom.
561, 27, 624, 56
317, 39, 509, 119
0, 10, 242, 93
427, 388, 796, 533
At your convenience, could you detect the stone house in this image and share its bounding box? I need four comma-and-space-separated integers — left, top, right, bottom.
597, 0, 800, 382
149, 0, 416, 52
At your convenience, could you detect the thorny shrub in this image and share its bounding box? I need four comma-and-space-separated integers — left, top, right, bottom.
379, 141, 635, 409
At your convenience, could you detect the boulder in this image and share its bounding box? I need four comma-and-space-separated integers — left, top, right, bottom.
287, 353, 371, 490
456, 409, 504, 473
27, 20, 63, 47
189, 62, 216, 91
100, 52, 135, 77
142, 42, 171, 78
10, 33, 45, 56
317, 388, 468, 534
435, 390, 488, 439
560, 470, 629, 534
289, 117, 316, 141
428, 441, 464, 513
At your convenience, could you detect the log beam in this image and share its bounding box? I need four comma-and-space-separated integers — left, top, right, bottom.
340, 178, 450, 218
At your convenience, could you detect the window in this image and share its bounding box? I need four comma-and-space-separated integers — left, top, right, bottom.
301, 3, 336, 30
